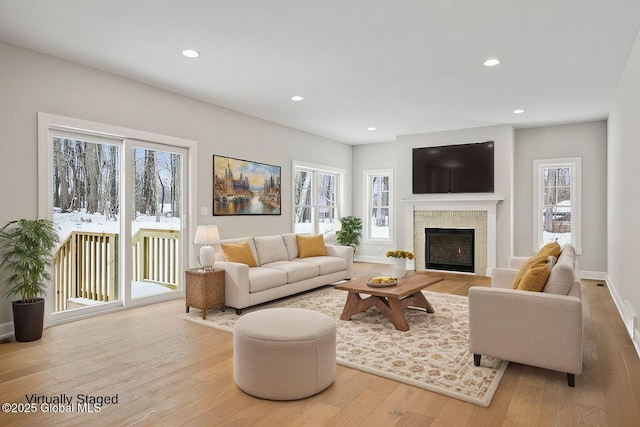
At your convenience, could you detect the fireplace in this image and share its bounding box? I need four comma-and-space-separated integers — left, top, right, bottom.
425, 228, 475, 273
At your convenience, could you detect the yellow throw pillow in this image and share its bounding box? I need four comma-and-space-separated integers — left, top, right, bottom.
220, 242, 257, 267
517, 263, 551, 292
296, 234, 328, 258
511, 254, 548, 289
537, 241, 561, 258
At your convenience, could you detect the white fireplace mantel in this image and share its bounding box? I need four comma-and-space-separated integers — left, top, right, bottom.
401, 194, 504, 204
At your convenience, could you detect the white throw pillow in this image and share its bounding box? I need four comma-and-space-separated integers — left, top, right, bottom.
254, 235, 289, 265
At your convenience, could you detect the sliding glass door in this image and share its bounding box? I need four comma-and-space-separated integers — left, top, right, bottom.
42, 114, 193, 323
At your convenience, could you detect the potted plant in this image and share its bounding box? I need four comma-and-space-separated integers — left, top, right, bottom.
336, 216, 362, 253
0, 219, 59, 342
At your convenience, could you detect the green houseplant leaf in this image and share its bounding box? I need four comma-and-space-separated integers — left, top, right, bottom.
0, 219, 60, 303
336, 216, 362, 252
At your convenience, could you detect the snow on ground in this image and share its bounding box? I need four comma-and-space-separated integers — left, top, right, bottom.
53, 207, 181, 243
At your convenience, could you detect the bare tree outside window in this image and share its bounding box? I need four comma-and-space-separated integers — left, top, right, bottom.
293, 166, 341, 235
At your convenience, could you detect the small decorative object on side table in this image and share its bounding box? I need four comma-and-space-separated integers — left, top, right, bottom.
185, 268, 225, 319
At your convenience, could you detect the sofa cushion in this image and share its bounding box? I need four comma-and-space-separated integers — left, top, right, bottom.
296, 234, 328, 258
537, 241, 561, 258
282, 233, 299, 260
262, 261, 319, 282
543, 251, 575, 295
296, 256, 345, 275
248, 267, 288, 293
254, 235, 289, 265
221, 242, 258, 267
511, 254, 548, 289
517, 263, 551, 292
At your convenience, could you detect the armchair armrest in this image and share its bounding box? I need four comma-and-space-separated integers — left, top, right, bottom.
326, 244, 354, 279
507, 256, 530, 269
490, 268, 517, 289
215, 261, 251, 309
468, 287, 583, 376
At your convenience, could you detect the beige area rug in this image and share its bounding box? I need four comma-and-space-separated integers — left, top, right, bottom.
183, 286, 508, 407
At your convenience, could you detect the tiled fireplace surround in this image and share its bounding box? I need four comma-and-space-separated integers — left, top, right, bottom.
409, 198, 501, 276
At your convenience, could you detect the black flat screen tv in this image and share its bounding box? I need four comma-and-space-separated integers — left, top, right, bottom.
412, 141, 494, 194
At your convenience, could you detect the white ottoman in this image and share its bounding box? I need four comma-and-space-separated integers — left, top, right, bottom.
233, 307, 336, 400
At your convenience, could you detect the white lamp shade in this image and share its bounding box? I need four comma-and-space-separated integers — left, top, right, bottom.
194, 225, 221, 270
194, 225, 220, 245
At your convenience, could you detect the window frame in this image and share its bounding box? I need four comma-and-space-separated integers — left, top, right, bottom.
363, 168, 393, 243
292, 160, 345, 235
532, 157, 582, 254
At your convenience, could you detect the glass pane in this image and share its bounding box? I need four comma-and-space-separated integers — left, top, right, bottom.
381, 191, 390, 207
370, 207, 390, 239
294, 170, 312, 205
318, 207, 336, 235
372, 176, 389, 191
543, 188, 556, 205
557, 187, 571, 203
544, 168, 558, 186
557, 167, 571, 186
132, 147, 182, 298
294, 206, 314, 234
317, 173, 336, 207
52, 137, 120, 312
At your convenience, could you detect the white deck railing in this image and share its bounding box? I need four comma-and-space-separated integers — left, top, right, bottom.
53, 228, 180, 311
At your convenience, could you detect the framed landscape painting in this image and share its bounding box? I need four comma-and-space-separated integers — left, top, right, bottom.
213, 155, 281, 215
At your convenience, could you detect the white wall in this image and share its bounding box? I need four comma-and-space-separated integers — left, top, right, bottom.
0, 41, 352, 325
353, 125, 514, 268
607, 30, 640, 351
514, 121, 607, 273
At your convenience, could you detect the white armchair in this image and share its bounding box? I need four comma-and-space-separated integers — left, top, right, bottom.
468, 247, 583, 386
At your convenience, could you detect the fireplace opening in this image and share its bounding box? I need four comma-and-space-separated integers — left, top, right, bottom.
425, 228, 475, 273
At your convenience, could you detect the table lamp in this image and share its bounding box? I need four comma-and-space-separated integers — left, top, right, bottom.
194, 225, 220, 270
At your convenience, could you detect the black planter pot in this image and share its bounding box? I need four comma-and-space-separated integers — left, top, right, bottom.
12, 298, 45, 342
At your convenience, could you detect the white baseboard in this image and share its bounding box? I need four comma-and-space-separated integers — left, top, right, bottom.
604, 274, 640, 359
0, 321, 13, 341
354, 255, 389, 264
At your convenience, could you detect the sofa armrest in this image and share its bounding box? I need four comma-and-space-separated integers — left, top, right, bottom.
326, 244, 354, 279
468, 287, 583, 375
215, 261, 251, 309
490, 268, 517, 288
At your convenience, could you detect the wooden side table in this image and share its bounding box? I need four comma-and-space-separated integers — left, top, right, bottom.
185, 268, 225, 319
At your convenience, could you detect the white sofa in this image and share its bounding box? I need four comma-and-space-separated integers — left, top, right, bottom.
214, 233, 353, 314
468, 244, 583, 386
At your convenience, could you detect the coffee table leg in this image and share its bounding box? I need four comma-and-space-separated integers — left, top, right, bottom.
340, 292, 377, 321
387, 297, 410, 331
402, 291, 435, 313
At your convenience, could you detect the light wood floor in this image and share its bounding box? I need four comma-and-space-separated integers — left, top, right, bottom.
1, 263, 639, 426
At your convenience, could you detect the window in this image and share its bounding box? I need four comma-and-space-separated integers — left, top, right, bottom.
533, 158, 582, 254
293, 161, 344, 235
364, 169, 393, 242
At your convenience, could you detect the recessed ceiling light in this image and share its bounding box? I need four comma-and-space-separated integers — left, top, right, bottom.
483, 58, 500, 67
291, 96, 304, 101
513, 109, 525, 114
182, 49, 200, 58
367, 127, 376, 131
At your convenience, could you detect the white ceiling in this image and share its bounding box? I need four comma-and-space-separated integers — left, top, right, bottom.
1, 0, 639, 144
